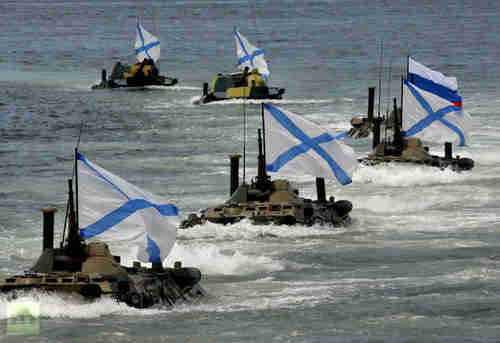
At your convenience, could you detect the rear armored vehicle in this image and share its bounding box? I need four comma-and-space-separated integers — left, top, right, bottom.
92, 59, 177, 90
358, 87, 473, 172
92, 22, 177, 90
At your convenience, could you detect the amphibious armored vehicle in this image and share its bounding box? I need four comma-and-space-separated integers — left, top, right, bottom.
0, 180, 205, 309
92, 60, 178, 90
93, 22, 177, 90
351, 87, 474, 171
196, 70, 285, 104
181, 129, 352, 228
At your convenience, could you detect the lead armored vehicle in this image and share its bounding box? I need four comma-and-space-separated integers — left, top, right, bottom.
354, 57, 475, 171
349, 86, 474, 171
360, 93, 474, 171
0, 165, 205, 309
181, 129, 352, 228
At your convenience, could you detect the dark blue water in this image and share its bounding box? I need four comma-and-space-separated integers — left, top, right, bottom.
1, 0, 500, 342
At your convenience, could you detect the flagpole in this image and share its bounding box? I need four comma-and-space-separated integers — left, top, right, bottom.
73, 120, 84, 230
243, 103, 246, 184
400, 75, 404, 130
387, 57, 392, 114
407, 55, 410, 79
401, 55, 409, 130
261, 102, 266, 164
74, 148, 79, 230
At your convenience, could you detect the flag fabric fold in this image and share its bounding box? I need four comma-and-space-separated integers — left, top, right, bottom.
234, 30, 269, 78
263, 104, 357, 185
77, 153, 177, 263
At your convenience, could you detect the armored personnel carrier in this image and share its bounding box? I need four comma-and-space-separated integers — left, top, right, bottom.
181, 129, 352, 228
93, 22, 177, 90
92, 60, 178, 90
0, 180, 205, 309
196, 70, 285, 104
349, 87, 474, 171
360, 95, 474, 171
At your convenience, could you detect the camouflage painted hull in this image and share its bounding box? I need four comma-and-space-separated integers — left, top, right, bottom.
197, 71, 285, 104
361, 138, 474, 172
0, 266, 205, 309
181, 179, 353, 229
91, 63, 178, 90
1, 240, 206, 309
359, 155, 474, 171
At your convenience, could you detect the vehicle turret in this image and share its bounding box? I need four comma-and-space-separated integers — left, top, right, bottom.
181, 130, 353, 228
0, 181, 205, 308
352, 87, 474, 171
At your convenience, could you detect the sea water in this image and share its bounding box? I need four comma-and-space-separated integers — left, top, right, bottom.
1, 0, 500, 342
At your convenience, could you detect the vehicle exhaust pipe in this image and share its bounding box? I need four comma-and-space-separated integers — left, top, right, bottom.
372, 117, 381, 149
367, 86, 375, 124
445, 142, 452, 159
152, 262, 163, 271
316, 177, 326, 202
101, 69, 107, 83
41, 207, 57, 251
229, 154, 241, 196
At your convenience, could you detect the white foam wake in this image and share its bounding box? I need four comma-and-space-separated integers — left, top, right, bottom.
105, 236, 284, 276
0, 292, 160, 319
353, 163, 468, 187
177, 218, 341, 242
165, 241, 284, 275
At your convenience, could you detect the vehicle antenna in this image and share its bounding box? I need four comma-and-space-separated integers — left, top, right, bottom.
61, 198, 69, 247
74, 147, 79, 231
152, 0, 160, 70
386, 54, 393, 115
63, 120, 84, 245
74, 120, 85, 228
401, 55, 409, 129
261, 102, 266, 164
234, 25, 239, 69
136, 0, 143, 30
76, 119, 85, 150
377, 39, 383, 118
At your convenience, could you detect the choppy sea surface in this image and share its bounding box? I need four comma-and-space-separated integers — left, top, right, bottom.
1, 0, 500, 342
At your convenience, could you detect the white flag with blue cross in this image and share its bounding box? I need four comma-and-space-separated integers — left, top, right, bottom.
263, 104, 357, 185
403, 79, 473, 146
135, 23, 160, 63
234, 30, 269, 78
77, 152, 178, 264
